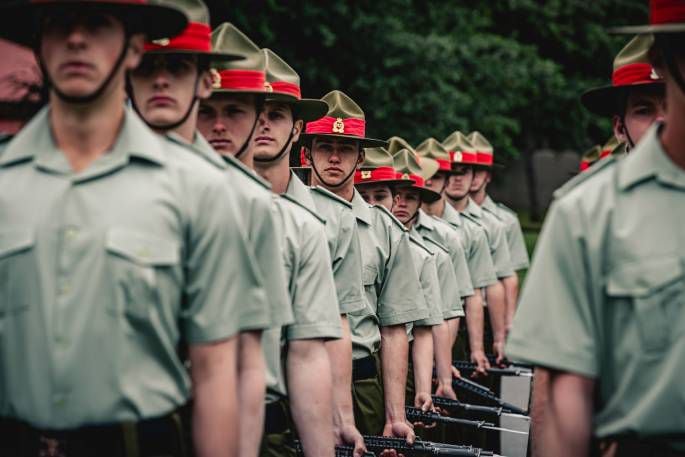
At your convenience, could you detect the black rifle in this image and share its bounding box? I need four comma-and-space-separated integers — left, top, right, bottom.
405, 407, 527, 435
293, 441, 375, 457
452, 360, 532, 377
362, 435, 496, 456
452, 377, 528, 415
431, 395, 530, 421
485, 355, 534, 371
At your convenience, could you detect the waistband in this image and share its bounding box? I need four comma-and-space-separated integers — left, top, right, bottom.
352, 354, 379, 382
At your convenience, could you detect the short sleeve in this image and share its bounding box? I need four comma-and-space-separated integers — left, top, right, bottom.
182, 179, 269, 344
466, 224, 498, 288
434, 248, 464, 320
413, 254, 447, 326
446, 233, 475, 298
506, 216, 530, 271
506, 201, 599, 378
331, 209, 366, 314
488, 218, 515, 279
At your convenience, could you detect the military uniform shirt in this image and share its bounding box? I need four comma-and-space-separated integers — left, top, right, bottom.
348, 190, 428, 359
440, 202, 498, 288
414, 209, 474, 299
407, 234, 443, 328
0, 108, 268, 428
481, 195, 530, 271
464, 198, 514, 279
507, 125, 685, 442
169, 132, 292, 330
264, 195, 343, 402
286, 173, 365, 315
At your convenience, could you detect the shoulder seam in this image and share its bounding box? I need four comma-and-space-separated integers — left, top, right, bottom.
310, 186, 353, 208
554, 156, 617, 200
372, 204, 407, 231
279, 193, 326, 224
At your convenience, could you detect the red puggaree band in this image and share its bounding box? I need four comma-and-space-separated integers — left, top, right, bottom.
476, 153, 494, 166
580, 160, 591, 172
600, 148, 612, 159
354, 167, 403, 184
406, 174, 425, 187
271, 81, 301, 100
612, 63, 660, 86
306, 116, 366, 137
217, 69, 265, 91
435, 158, 451, 171
145, 22, 211, 52
651, 0, 685, 25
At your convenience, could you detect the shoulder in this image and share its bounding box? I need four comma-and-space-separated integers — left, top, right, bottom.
460, 211, 484, 229
278, 193, 326, 225
0, 134, 12, 157
221, 154, 272, 190
421, 235, 450, 255
310, 186, 353, 209
372, 204, 407, 232
553, 155, 618, 200
552, 157, 619, 221
431, 216, 459, 239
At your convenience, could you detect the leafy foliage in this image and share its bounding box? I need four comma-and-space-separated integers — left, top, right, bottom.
207, 0, 647, 160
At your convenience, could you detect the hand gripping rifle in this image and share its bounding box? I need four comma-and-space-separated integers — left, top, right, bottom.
452, 360, 533, 377
293, 441, 375, 457
362, 435, 497, 456
405, 406, 528, 436
431, 395, 530, 421
451, 376, 528, 415
485, 355, 534, 371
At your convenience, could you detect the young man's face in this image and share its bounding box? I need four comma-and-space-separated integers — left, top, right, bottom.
253, 101, 302, 162
444, 165, 473, 200
197, 93, 258, 155
309, 137, 361, 187
424, 172, 446, 194
40, 11, 142, 99
130, 54, 212, 127
392, 188, 421, 225
358, 183, 394, 210
470, 168, 490, 194
613, 85, 666, 146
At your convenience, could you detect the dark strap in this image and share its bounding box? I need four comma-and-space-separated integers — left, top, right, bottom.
352, 354, 378, 381
264, 399, 292, 435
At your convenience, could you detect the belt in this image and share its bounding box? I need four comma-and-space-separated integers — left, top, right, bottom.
264, 399, 292, 435
352, 354, 378, 382
0, 407, 188, 457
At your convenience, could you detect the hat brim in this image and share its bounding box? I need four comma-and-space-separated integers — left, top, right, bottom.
412, 186, 441, 203
144, 49, 243, 63
266, 95, 329, 123
355, 178, 415, 188
0, 2, 188, 46
299, 133, 388, 148
581, 81, 664, 116
611, 24, 685, 35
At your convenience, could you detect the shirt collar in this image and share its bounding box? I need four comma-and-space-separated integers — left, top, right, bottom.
482, 194, 498, 212
414, 209, 435, 232
188, 132, 227, 170
441, 201, 462, 227
286, 170, 317, 212
350, 188, 373, 225
465, 197, 483, 219
618, 123, 685, 191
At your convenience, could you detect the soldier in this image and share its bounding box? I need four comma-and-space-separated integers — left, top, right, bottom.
0, 2, 268, 456
128, 17, 292, 457
467, 131, 529, 333
507, 1, 685, 454
355, 147, 456, 408
300, 90, 428, 445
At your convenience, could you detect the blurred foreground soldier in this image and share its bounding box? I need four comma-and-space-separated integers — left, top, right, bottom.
507, 1, 685, 455
0, 2, 267, 457
467, 131, 529, 333
127, 12, 293, 457
0, 38, 44, 136
578, 144, 603, 172
582, 34, 666, 152
301, 90, 428, 448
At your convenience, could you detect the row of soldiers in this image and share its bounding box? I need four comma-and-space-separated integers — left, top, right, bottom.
0, 0, 532, 456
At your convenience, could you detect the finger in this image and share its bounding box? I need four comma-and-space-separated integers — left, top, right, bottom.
406, 429, 416, 445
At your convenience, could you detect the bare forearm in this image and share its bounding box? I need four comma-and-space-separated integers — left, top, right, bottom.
325, 316, 356, 428
432, 322, 452, 387
380, 325, 409, 423
532, 368, 595, 457
485, 282, 507, 343
502, 274, 520, 329
411, 327, 434, 396
446, 317, 460, 347
190, 338, 239, 457
288, 340, 335, 457
464, 294, 485, 353
237, 331, 265, 457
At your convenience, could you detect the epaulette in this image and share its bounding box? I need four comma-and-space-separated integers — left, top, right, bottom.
495, 202, 517, 216
221, 153, 272, 190
372, 204, 407, 232
310, 186, 353, 209
409, 233, 433, 255
481, 204, 505, 222
459, 211, 483, 228
553, 155, 617, 200
420, 234, 450, 255
279, 193, 326, 225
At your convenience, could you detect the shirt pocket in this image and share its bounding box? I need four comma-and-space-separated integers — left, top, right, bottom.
607, 257, 685, 353
0, 228, 35, 316
105, 228, 180, 322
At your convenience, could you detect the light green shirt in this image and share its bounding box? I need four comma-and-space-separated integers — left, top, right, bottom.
264, 195, 343, 402
507, 124, 685, 443
415, 209, 474, 298
348, 191, 428, 359
440, 202, 498, 288
286, 174, 365, 315
464, 198, 515, 279
481, 195, 530, 271
408, 234, 444, 327
0, 108, 268, 428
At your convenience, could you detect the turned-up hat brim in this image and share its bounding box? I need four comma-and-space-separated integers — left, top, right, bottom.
144, 48, 242, 63
266, 94, 329, 123
612, 23, 685, 34
0, 1, 188, 47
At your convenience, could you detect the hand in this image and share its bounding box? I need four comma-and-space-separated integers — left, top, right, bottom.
435, 382, 457, 401
334, 423, 367, 457
470, 350, 491, 378
380, 421, 415, 457
450, 365, 462, 380
412, 392, 436, 430
492, 341, 506, 367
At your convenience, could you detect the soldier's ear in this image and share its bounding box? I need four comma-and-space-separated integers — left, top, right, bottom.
197, 70, 213, 100
357, 148, 365, 168
125, 34, 145, 70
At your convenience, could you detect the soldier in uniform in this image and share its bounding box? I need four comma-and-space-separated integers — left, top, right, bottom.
301, 90, 428, 446
507, 1, 685, 454
466, 131, 529, 334
0, 1, 269, 456
128, 17, 292, 457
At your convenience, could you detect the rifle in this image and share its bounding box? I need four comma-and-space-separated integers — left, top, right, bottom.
292, 441, 375, 457
405, 407, 528, 436
485, 355, 534, 371
431, 395, 530, 421
452, 360, 533, 377
362, 435, 498, 457
452, 377, 528, 415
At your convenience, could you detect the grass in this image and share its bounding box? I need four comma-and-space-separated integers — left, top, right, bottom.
516, 211, 542, 287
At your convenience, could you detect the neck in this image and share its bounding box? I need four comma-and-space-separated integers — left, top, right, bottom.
403, 218, 415, 230
470, 187, 487, 205
237, 150, 254, 169
313, 175, 355, 201
254, 150, 291, 194
446, 193, 469, 212
49, 84, 125, 173
422, 198, 444, 217
157, 103, 198, 144
661, 99, 685, 170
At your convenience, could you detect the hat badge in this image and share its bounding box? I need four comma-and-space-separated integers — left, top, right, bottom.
152, 38, 170, 47
264, 82, 273, 93
650, 68, 660, 80
332, 117, 345, 134
210, 69, 222, 89
401, 173, 410, 180
453, 151, 463, 163
361, 170, 372, 180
